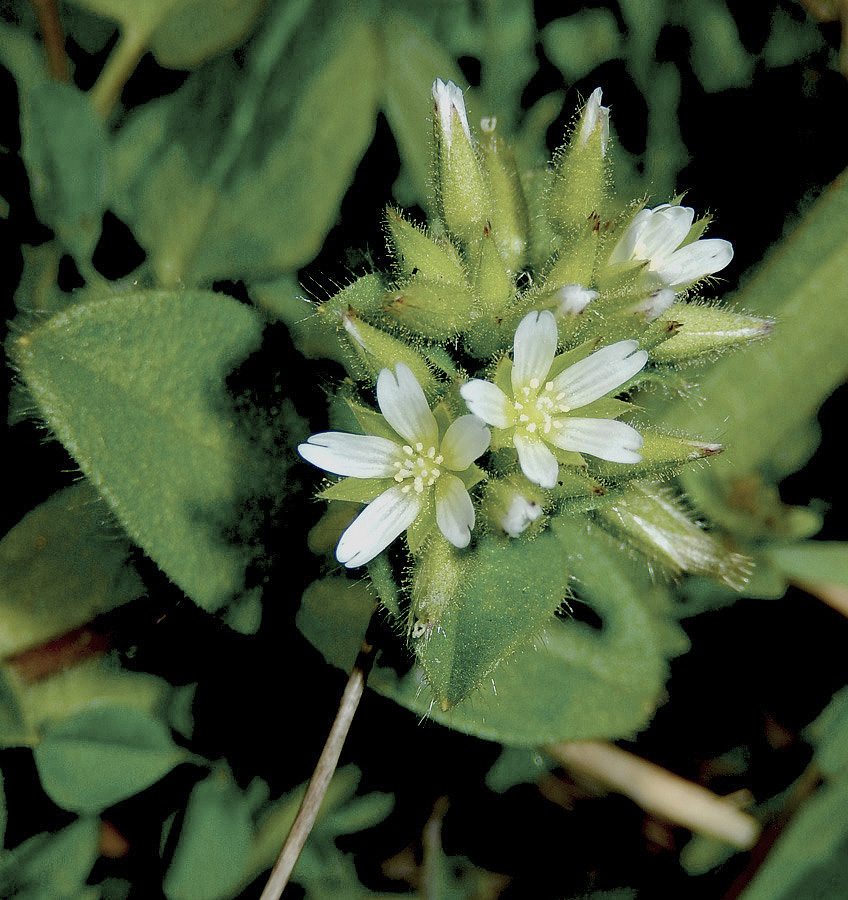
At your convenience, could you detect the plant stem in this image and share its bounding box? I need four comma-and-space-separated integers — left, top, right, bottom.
547, 740, 761, 850
88, 24, 150, 121
259, 606, 381, 900
720, 760, 823, 900
29, 0, 71, 81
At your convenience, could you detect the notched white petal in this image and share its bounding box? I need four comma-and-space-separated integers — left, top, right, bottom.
376, 362, 438, 447
551, 340, 648, 409
440, 415, 491, 471
552, 417, 644, 464
512, 310, 558, 392
658, 239, 734, 288
432, 77, 471, 146
513, 433, 559, 489
459, 379, 512, 429
298, 432, 401, 478
336, 485, 422, 568
435, 474, 475, 548
579, 87, 610, 155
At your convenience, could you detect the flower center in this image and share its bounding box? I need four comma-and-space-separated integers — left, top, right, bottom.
393, 442, 444, 494
512, 378, 571, 436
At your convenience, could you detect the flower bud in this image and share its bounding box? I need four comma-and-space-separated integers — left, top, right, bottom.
431, 79, 490, 241
546, 87, 610, 236
650, 303, 773, 363
479, 116, 530, 273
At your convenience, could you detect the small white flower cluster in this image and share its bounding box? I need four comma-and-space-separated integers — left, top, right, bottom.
297, 81, 737, 569
299, 311, 647, 567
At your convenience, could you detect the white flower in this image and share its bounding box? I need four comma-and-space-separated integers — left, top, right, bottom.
627, 287, 675, 321
499, 491, 543, 537
609, 204, 733, 290
298, 363, 490, 567
459, 311, 647, 489
432, 78, 471, 148
554, 283, 599, 318
579, 87, 610, 156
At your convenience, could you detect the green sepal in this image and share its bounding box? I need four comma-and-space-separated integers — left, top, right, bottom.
435, 116, 490, 242
408, 535, 463, 637
384, 208, 467, 286
540, 227, 599, 293
319, 272, 387, 318
346, 399, 399, 442
595, 484, 751, 587
649, 302, 773, 363
588, 429, 723, 483
456, 462, 487, 492
471, 228, 515, 316
333, 310, 439, 396
479, 124, 530, 274
405, 495, 436, 555
318, 477, 390, 504
384, 277, 474, 339
545, 110, 608, 237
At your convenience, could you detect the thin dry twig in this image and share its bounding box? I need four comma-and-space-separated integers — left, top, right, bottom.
259, 606, 380, 900
547, 740, 761, 850
29, 0, 71, 81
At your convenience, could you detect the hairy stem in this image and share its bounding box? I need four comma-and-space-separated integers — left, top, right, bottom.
547, 740, 761, 850
259, 606, 380, 900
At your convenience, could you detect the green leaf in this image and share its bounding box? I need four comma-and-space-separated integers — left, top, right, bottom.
2, 655, 184, 749
298, 521, 688, 745
0, 767, 5, 849
736, 688, 848, 900
111, 5, 379, 285
415, 532, 572, 709
0, 484, 143, 660
66, 0, 269, 69
20, 81, 107, 261
541, 10, 622, 83
10, 290, 268, 614
163, 767, 255, 900
665, 169, 848, 476
34, 705, 188, 813
0, 816, 100, 897
765, 542, 848, 590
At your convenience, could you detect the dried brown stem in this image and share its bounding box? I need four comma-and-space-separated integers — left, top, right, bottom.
258, 607, 380, 900
547, 740, 761, 850
29, 0, 71, 81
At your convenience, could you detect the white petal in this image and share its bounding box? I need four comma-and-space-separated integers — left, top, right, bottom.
656, 239, 734, 289
432, 78, 471, 146
440, 415, 491, 471
298, 432, 401, 478
551, 340, 648, 409
609, 208, 653, 264
555, 283, 598, 318
513, 433, 559, 489
579, 87, 610, 155
627, 288, 675, 321
336, 485, 421, 567
499, 492, 543, 537
376, 363, 438, 447
551, 417, 643, 463
511, 310, 558, 392
459, 379, 512, 428
435, 474, 475, 548
639, 205, 695, 264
